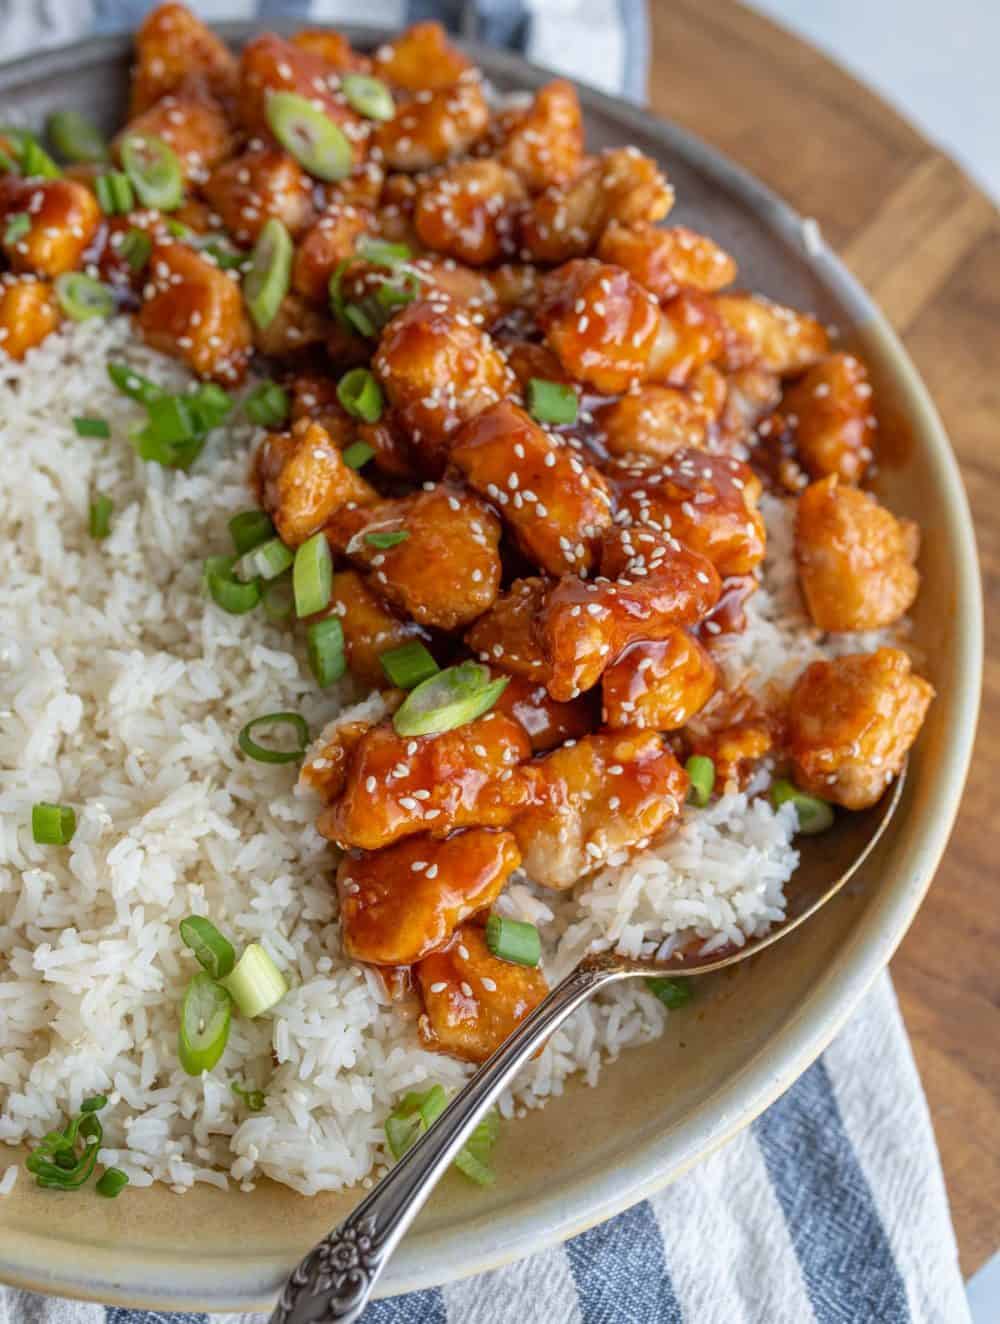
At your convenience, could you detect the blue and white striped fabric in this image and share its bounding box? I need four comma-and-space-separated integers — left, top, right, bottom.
0, 2, 972, 1321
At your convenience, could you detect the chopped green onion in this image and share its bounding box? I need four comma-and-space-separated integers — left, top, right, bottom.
31, 802, 76, 846
341, 74, 395, 122
262, 579, 294, 622
235, 536, 293, 583
120, 133, 183, 210
118, 227, 152, 271
107, 360, 165, 405
327, 257, 355, 327
179, 915, 236, 980
143, 394, 196, 445
393, 662, 508, 738
188, 381, 232, 431
374, 271, 421, 310
96, 1167, 129, 1198
46, 110, 108, 163
231, 1081, 266, 1112
342, 441, 374, 470
178, 972, 232, 1075
645, 976, 693, 1009
229, 508, 276, 556
484, 914, 541, 967
526, 378, 578, 426
293, 530, 333, 617
238, 711, 309, 764
357, 236, 410, 266
770, 779, 835, 835
201, 236, 247, 271
343, 302, 376, 339
384, 1085, 447, 1160
89, 494, 113, 540
80, 1094, 107, 1113
204, 554, 262, 615
164, 217, 193, 240
25, 1097, 106, 1190
265, 91, 353, 182
3, 211, 29, 245
220, 942, 288, 1018
685, 755, 715, 807
452, 1109, 499, 1187
55, 272, 114, 321
245, 380, 290, 428
364, 530, 408, 549
94, 169, 134, 215
243, 216, 292, 329
307, 616, 346, 687
19, 135, 61, 179
380, 641, 439, 690
73, 416, 110, 439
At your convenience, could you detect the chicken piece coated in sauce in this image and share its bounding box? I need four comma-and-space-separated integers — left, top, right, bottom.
291, 204, 371, 302
609, 449, 767, 578
786, 648, 933, 809
465, 578, 552, 684
0, 178, 100, 278
119, 80, 233, 186
685, 690, 775, 792
338, 829, 521, 966
795, 475, 919, 632
416, 924, 548, 1064
496, 80, 583, 193
539, 529, 722, 701
513, 729, 688, 888
299, 714, 382, 802
138, 241, 252, 382
375, 79, 490, 173
779, 353, 876, 483
319, 710, 531, 851
601, 631, 717, 731
251, 292, 331, 358
597, 222, 737, 302
253, 417, 375, 547
715, 292, 828, 376
408, 256, 498, 314
326, 484, 502, 630
650, 290, 726, 387
202, 146, 316, 245
493, 675, 594, 753
500, 341, 570, 394
325, 569, 430, 689
717, 364, 782, 447
372, 21, 473, 91
414, 160, 525, 266
0, 276, 60, 359
373, 298, 515, 474
595, 385, 713, 462
451, 401, 614, 576
129, 2, 237, 116
290, 28, 370, 72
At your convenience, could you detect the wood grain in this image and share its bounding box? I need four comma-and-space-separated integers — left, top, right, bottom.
647, 0, 999, 1277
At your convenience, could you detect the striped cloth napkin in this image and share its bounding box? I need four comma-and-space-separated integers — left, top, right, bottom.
0, 2, 971, 1321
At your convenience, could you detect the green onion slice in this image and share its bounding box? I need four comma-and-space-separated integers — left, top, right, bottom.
340, 74, 395, 122
337, 369, 383, 424
96, 1167, 129, 1198
25, 1098, 106, 1190
95, 170, 134, 215
342, 441, 374, 470
55, 272, 114, 321
120, 133, 183, 210
307, 616, 347, 687
3, 211, 29, 245
770, 779, 835, 835
244, 380, 290, 428
31, 801, 76, 845
645, 976, 693, 1009
46, 110, 109, 163
393, 662, 508, 738
357, 236, 410, 266
231, 1081, 266, 1112
262, 579, 294, 622
327, 257, 355, 327
119, 227, 152, 271
343, 302, 375, 339
265, 91, 353, 182
235, 536, 294, 583
238, 711, 309, 764
179, 915, 236, 980
364, 530, 408, 549
220, 942, 288, 1018
243, 216, 292, 330
229, 508, 275, 556
201, 236, 247, 271
293, 530, 333, 617
204, 554, 262, 615
107, 360, 165, 405
188, 381, 232, 431
178, 972, 232, 1075
73, 416, 110, 439
89, 494, 113, 540
484, 914, 541, 967
685, 755, 715, 807
385, 1085, 447, 1160
19, 135, 61, 179
452, 1109, 499, 1187
380, 640, 438, 690
527, 378, 578, 426
374, 271, 421, 310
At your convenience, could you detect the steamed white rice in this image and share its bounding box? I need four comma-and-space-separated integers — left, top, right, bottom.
0, 320, 866, 1195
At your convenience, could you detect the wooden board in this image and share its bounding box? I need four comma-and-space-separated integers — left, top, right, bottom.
646, 0, 999, 1276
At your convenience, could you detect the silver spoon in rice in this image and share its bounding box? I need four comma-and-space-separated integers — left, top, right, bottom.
272, 770, 905, 1324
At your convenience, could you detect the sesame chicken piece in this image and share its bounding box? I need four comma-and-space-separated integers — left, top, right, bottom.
688, 363, 729, 421
338, 829, 521, 966
0, 277, 60, 359
500, 340, 570, 393
289, 376, 420, 480
779, 353, 876, 483
451, 401, 614, 577
0, 177, 100, 278
372, 21, 473, 91
327, 161, 386, 213
488, 262, 540, 314
539, 529, 722, 701
292, 205, 371, 302
129, 2, 237, 116
717, 364, 782, 447
609, 448, 767, 577
512, 729, 688, 888
520, 148, 674, 263
595, 385, 713, 462
319, 710, 531, 850
686, 690, 775, 792
715, 292, 829, 376
138, 241, 252, 383
299, 715, 381, 802
597, 222, 737, 301
465, 578, 553, 685
119, 79, 233, 186
254, 417, 377, 547
373, 298, 515, 475
375, 78, 490, 173
408, 255, 498, 312
202, 146, 315, 245
290, 28, 370, 72
497, 79, 584, 193
326, 484, 502, 630
786, 649, 933, 809
326, 569, 431, 688
795, 475, 920, 631
602, 631, 717, 731
493, 675, 594, 752
251, 292, 331, 358
416, 924, 548, 1064
646, 290, 725, 387
414, 160, 526, 266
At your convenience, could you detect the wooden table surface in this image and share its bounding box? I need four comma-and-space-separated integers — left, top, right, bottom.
645, 0, 999, 1276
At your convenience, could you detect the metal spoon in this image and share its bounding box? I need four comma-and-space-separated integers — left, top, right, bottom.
271, 770, 904, 1324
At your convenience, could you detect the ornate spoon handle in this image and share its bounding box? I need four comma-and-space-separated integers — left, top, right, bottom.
270, 955, 625, 1324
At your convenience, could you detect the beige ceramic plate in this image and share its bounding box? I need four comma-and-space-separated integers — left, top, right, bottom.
0, 24, 982, 1311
